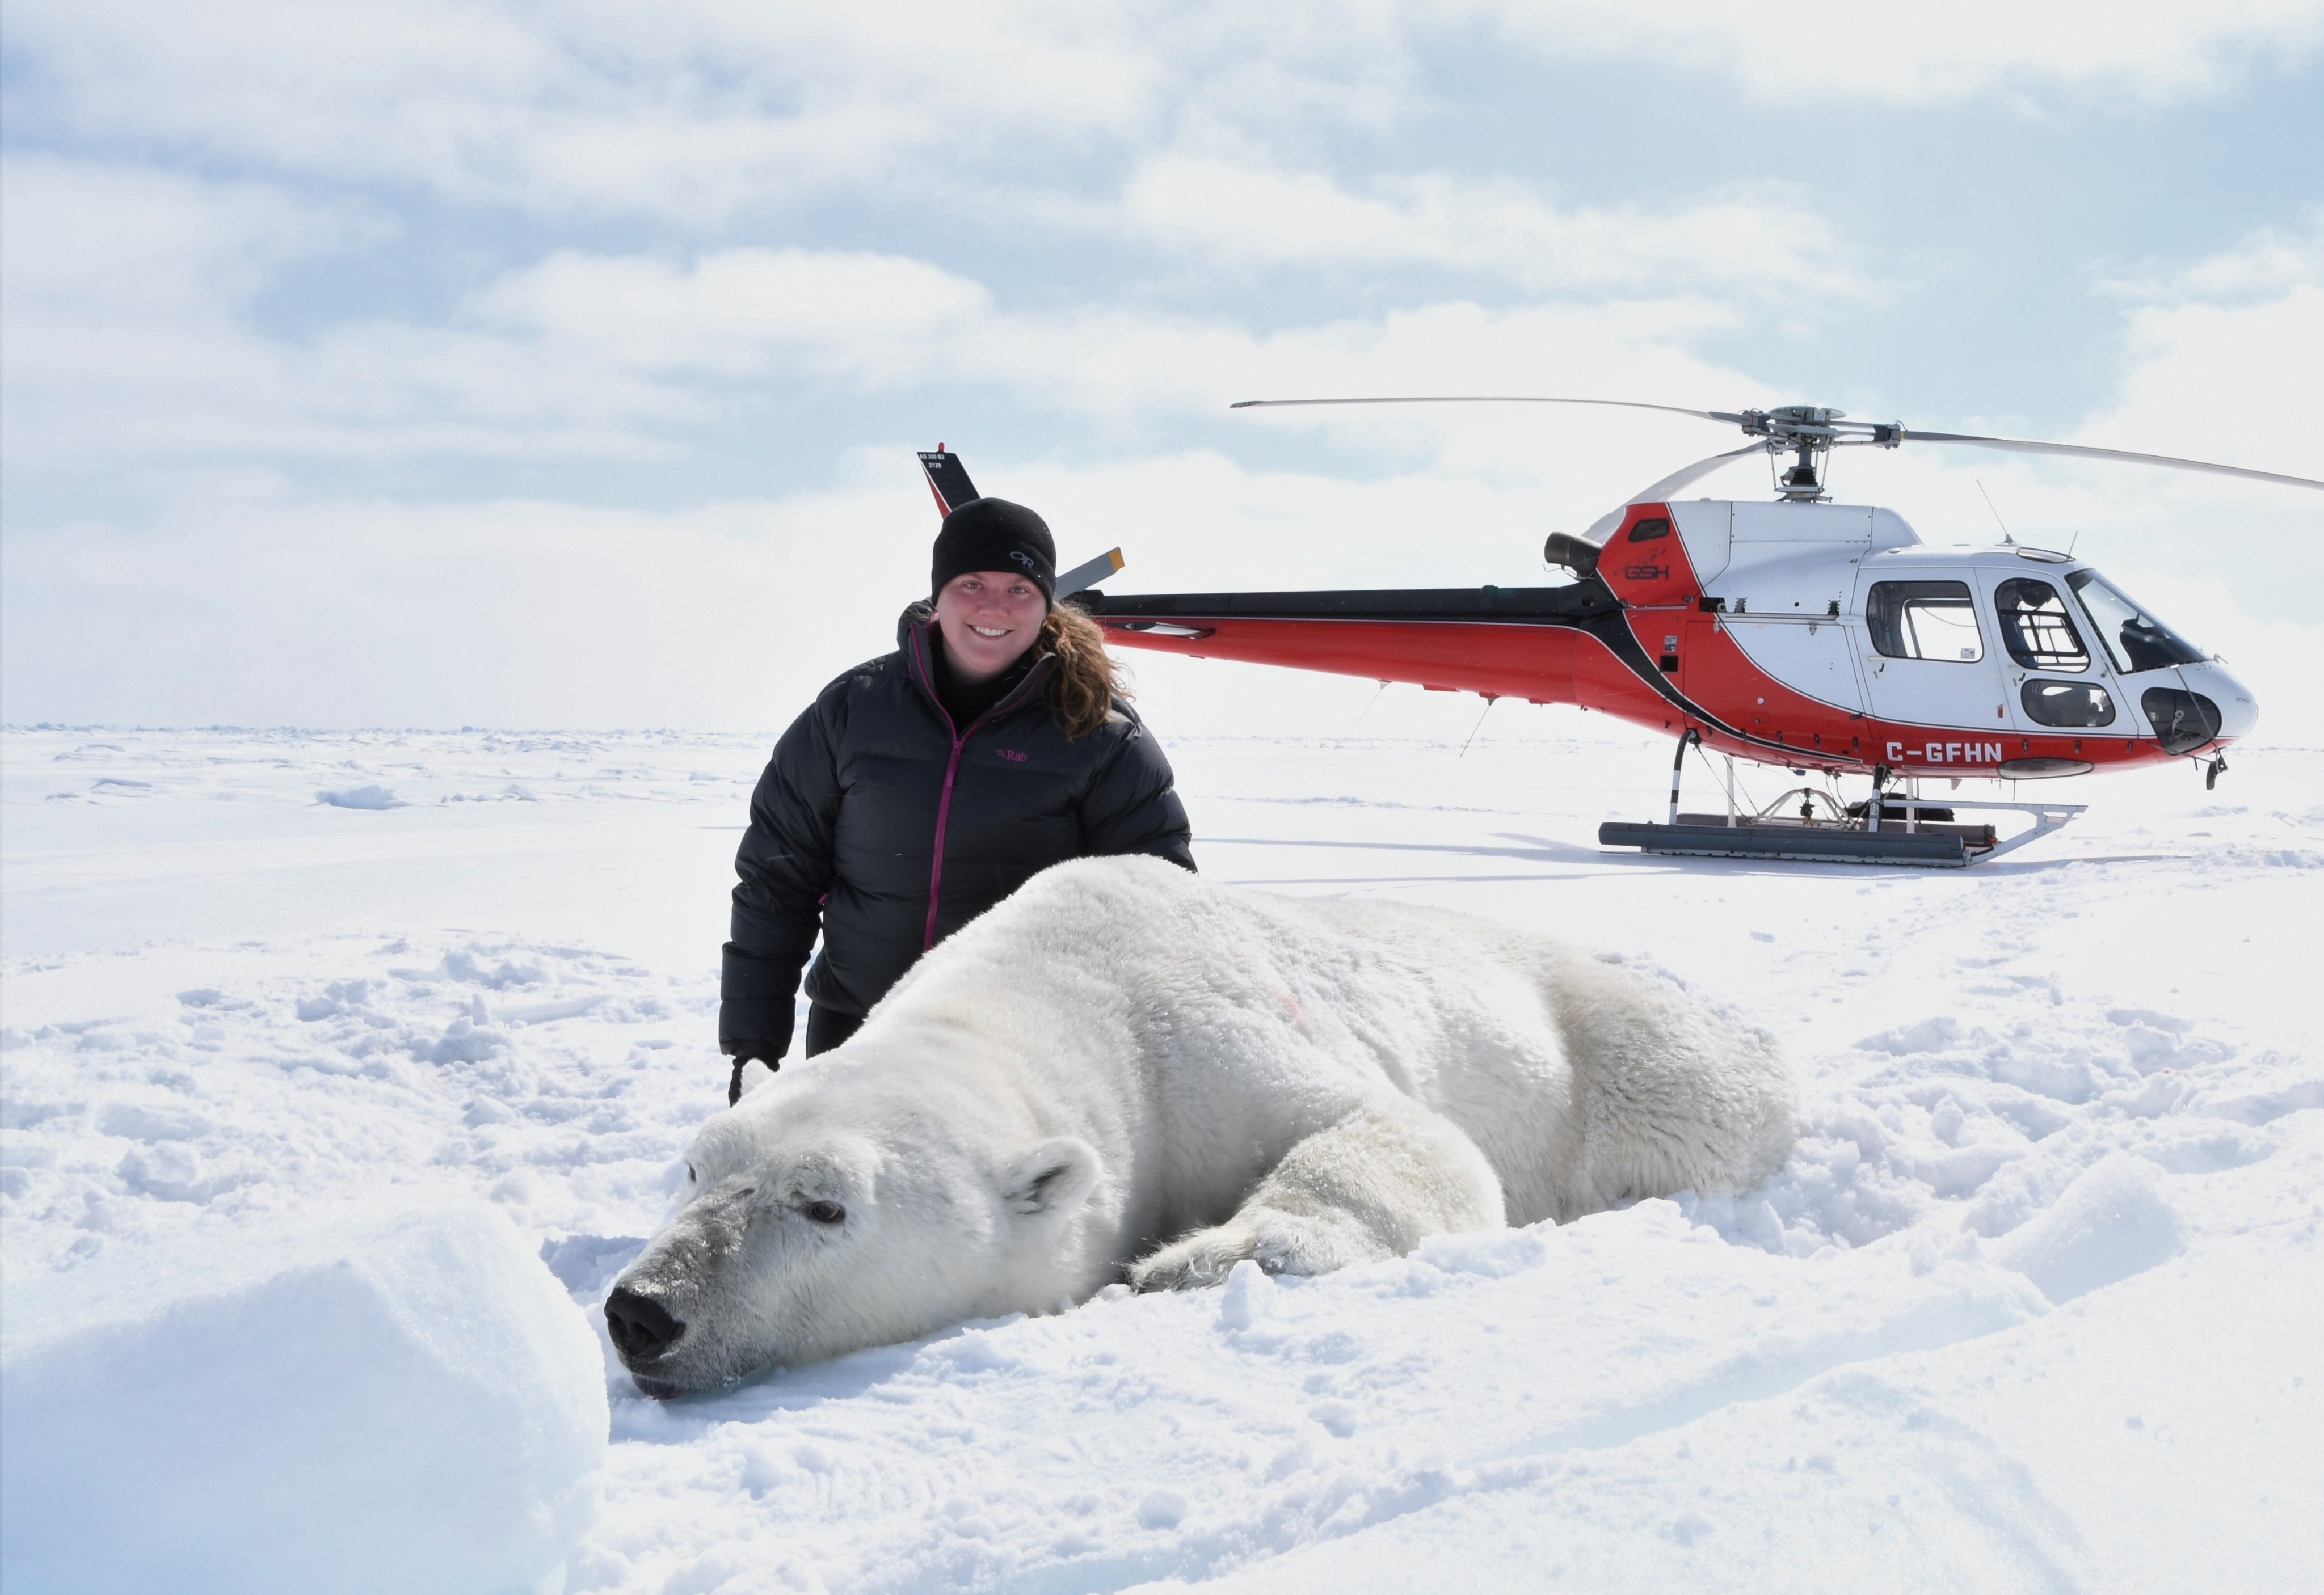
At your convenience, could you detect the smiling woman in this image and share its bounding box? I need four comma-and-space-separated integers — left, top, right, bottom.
716, 496, 1196, 1102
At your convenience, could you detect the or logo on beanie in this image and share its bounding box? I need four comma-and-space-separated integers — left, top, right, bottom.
1009, 550, 1035, 569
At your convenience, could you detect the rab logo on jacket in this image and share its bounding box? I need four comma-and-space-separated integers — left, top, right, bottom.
996, 748, 1029, 762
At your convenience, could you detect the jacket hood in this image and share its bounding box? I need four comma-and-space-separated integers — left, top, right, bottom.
896, 600, 936, 650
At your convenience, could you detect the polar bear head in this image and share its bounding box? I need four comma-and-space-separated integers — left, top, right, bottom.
603, 1061, 1104, 1396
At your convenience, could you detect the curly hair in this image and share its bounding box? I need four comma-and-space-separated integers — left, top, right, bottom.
1041, 601, 1129, 739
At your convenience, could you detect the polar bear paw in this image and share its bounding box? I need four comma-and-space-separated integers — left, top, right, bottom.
1128, 1208, 1381, 1292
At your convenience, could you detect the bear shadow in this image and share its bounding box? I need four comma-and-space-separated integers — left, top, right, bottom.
608, 1316, 1029, 1442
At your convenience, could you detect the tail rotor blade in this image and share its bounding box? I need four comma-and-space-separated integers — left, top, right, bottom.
1056, 547, 1125, 600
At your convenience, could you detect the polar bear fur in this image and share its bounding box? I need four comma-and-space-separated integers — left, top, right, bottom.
609, 855, 1794, 1394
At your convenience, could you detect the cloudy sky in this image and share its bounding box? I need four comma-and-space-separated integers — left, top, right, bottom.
5, 2, 2321, 735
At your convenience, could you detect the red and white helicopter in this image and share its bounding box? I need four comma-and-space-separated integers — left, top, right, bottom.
921, 402, 2320, 866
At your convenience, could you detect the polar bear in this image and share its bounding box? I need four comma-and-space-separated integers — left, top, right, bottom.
605, 856, 1794, 1395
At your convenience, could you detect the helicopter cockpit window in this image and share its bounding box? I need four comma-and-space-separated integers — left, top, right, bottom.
1994, 578, 2090, 672
1867, 581, 1984, 661
2065, 569, 2207, 673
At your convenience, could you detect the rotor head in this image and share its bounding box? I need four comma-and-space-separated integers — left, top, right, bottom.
1721, 406, 1904, 500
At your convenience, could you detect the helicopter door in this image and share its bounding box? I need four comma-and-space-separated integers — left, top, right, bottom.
1980, 570, 2123, 739
1856, 579, 2009, 745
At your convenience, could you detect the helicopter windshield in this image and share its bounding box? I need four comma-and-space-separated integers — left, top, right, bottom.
2066, 568, 2208, 673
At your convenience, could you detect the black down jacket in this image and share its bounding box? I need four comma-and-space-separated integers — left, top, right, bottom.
718, 608, 1195, 1057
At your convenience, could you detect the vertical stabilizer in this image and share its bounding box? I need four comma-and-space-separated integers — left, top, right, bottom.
917, 448, 981, 518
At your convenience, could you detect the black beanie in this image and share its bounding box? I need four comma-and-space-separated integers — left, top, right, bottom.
931, 497, 1056, 605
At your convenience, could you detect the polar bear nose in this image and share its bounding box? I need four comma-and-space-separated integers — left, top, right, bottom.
604, 1288, 686, 1362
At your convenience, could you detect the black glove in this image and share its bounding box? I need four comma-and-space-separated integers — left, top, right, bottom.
725, 1043, 782, 1107
719, 971, 795, 1107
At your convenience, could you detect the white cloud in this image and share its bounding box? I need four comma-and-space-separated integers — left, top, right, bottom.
2100, 209, 2324, 303
472, 248, 994, 383
0, 163, 698, 466
1115, 159, 1863, 297
8, 0, 2316, 234
3, 1, 1199, 222
1469, 0, 2324, 107
0, 476, 912, 729
5, 196, 1769, 476
0, 155, 375, 315
2067, 212, 2324, 493
2095, 285, 2324, 473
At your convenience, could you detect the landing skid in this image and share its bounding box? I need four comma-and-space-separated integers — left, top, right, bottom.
1597, 733, 2084, 867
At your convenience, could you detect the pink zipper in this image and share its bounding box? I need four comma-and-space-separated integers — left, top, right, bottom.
911, 623, 1046, 952
924, 730, 967, 950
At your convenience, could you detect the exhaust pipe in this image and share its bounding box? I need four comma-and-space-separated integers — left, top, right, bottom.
1543, 531, 1602, 579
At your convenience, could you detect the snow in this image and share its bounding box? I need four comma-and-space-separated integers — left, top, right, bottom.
1, 1202, 607, 1595
317, 783, 408, 809
3, 720, 2321, 1591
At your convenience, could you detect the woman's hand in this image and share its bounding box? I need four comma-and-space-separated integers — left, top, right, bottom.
725, 1045, 782, 1107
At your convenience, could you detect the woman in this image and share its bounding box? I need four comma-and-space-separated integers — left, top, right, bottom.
719, 496, 1195, 1102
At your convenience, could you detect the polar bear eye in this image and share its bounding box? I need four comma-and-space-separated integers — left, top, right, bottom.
802, 1200, 846, 1226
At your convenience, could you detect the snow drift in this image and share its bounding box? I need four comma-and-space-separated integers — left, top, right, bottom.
0, 1202, 607, 1595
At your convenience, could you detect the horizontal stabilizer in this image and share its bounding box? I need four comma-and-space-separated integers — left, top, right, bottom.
1056, 547, 1125, 600
918, 449, 981, 517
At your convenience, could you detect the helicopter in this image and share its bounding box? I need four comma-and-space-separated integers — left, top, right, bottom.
919, 404, 2320, 866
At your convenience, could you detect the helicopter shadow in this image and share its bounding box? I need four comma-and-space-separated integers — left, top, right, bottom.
1489, 830, 1944, 880
1202, 830, 1738, 887
1205, 833, 1598, 888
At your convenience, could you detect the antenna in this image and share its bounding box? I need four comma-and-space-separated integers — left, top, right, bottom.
1459, 695, 1500, 757
1975, 479, 2014, 545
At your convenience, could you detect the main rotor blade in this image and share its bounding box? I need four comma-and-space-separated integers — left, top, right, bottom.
1231, 395, 1738, 424
1632, 444, 1764, 503
1903, 429, 2323, 491
1230, 395, 2323, 490
1582, 446, 1763, 542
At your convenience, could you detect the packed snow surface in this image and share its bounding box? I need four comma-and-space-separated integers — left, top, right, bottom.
3, 723, 2320, 1592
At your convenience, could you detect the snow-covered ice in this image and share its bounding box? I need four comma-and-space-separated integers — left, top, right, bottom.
3, 721, 2320, 1592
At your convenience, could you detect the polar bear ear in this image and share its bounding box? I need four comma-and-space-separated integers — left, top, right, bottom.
1001, 1138, 1101, 1218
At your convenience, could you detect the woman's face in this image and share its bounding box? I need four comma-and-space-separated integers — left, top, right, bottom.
934, 570, 1047, 682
